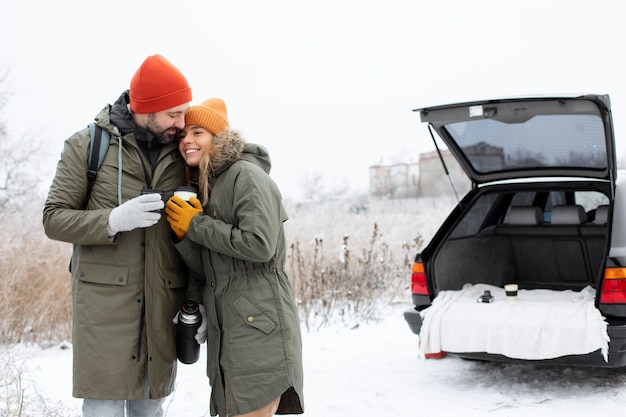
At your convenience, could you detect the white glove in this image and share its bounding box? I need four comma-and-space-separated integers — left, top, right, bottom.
195, 304, 208, 344
108, 193, 164, 234
172, 304, 208, 344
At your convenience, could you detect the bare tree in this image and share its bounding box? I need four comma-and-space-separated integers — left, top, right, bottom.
0, 75, 6, 139
0, 71, 42, 210
299, 171, 326, 201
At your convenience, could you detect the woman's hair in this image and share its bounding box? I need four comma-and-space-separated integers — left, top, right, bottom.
185, 128, 245, 206
196, 148, 213, 206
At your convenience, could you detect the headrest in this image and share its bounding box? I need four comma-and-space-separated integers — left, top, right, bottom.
594, 205, 610, 225
550, 205, 585, 225
508, 206, 543, 225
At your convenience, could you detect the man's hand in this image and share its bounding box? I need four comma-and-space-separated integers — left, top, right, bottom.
108, 193, 163, 234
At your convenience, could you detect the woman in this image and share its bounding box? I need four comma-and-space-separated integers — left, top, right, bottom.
165, 98, 304, 417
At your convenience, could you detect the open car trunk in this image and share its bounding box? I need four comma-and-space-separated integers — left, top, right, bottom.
405, 95, 626, 367
430, 190, 609, 294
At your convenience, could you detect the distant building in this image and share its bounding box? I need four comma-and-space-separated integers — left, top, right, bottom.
463, 141, 506, 172
418, 149, 468, 197
369, 149, 471, 198
369, 162, 420, 198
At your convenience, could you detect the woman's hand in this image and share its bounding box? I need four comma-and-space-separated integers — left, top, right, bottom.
165, 195, 203, 240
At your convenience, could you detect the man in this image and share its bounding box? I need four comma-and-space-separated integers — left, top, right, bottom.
43, 54, 192, 416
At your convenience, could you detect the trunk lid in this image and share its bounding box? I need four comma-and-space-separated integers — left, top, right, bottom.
415, 94, 617, 186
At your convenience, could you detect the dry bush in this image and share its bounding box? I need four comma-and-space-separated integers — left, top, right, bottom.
0, 345, 73, 416
0, 194, 457, 344
283, 195, 455, 331
288, 224, 422, 331
0, 204, 72, 345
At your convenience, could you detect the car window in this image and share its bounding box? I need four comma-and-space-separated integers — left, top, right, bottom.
448, 193, 498, 238
445, 114, 607, 174
573, 191, 609, 211
509, 191, 535, 207
449, 190, 609, 238
544, 190, 609, 222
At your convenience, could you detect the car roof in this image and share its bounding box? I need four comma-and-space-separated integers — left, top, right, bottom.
414, 94, 616, 185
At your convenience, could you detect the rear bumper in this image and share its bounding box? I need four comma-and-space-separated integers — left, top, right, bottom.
403, 307, 626, 368
447, 347, 624, 368
605, 323, 626, 367
403, 307, 423, 335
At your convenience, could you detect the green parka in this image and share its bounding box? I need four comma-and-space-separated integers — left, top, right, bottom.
174, 130, 304, 416
42, 94, 188, 400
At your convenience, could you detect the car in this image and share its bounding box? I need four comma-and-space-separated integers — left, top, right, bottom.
403, 94, 626, 367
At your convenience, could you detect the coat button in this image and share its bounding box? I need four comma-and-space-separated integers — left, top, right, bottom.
247, 316, 254, 323
118, 277, 124, 282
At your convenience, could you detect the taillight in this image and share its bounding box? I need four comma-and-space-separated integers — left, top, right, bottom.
411, 262, 428, 295
600, 267, 626, 304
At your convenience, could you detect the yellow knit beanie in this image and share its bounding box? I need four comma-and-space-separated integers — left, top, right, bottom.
185, 98, 229, 135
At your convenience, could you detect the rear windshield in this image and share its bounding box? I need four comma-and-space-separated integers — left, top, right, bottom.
445, 114, 607, 173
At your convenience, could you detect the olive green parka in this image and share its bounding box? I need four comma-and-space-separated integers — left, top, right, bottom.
174, 129, 304, 416
42, 93, 188, 400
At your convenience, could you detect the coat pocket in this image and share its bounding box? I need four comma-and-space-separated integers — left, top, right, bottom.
76, 262, 129, 286
233, 294, 276, 334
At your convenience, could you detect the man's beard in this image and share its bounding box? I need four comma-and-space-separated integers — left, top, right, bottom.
145, 114, 178, 144
157, 130, 178, 144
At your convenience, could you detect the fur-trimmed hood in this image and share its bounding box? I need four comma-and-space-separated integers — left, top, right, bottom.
209, 128, 272, 178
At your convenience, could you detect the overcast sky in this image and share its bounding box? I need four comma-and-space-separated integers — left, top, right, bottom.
1, 0, 625, 200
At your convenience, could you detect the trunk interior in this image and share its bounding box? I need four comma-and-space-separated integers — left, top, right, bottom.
429, 192, 610, 294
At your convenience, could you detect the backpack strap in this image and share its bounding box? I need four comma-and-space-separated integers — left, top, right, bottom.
83, 123, 111, 209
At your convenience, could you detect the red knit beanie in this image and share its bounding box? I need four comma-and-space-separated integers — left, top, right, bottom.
185, 98, 229, 135
129, 54, 192, 113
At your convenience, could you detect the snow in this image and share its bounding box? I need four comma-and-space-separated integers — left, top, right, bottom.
6, 303, 626, 417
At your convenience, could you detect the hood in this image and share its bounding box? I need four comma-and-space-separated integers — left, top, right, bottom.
414, 94, 617, 185
107, 90, 161, 148
107, 91, 134, 135
241, 143, 272, 174
209, 129, 271, 177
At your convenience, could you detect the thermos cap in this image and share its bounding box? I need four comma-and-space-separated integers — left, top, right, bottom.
179, 300, 200, 324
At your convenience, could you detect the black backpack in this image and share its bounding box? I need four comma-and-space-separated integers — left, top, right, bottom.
82, 123, 111, 208
70, 124, 111, 273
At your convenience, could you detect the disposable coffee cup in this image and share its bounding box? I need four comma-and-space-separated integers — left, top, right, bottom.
505, 283, 518, 301
174, 186, 198, 202
140, 188, 165, 213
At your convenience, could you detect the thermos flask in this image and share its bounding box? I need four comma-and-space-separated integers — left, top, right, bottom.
176, 300, 202, 364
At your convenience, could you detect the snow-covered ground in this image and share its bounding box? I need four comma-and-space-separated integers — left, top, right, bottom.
5, 303, 626, 417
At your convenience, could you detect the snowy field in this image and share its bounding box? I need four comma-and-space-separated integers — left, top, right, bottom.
4, 195, 626, 416
5, 302, 626, 417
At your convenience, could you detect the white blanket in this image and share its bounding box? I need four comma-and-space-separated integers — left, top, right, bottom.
418, 283, 609, 361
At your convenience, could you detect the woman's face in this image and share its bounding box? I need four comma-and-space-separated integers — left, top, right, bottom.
178, 125, 215, 167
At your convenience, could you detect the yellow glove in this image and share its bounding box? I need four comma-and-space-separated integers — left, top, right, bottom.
165, 195, 203, 240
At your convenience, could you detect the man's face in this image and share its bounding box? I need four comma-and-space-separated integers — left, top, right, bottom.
142, 103, 190, 144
